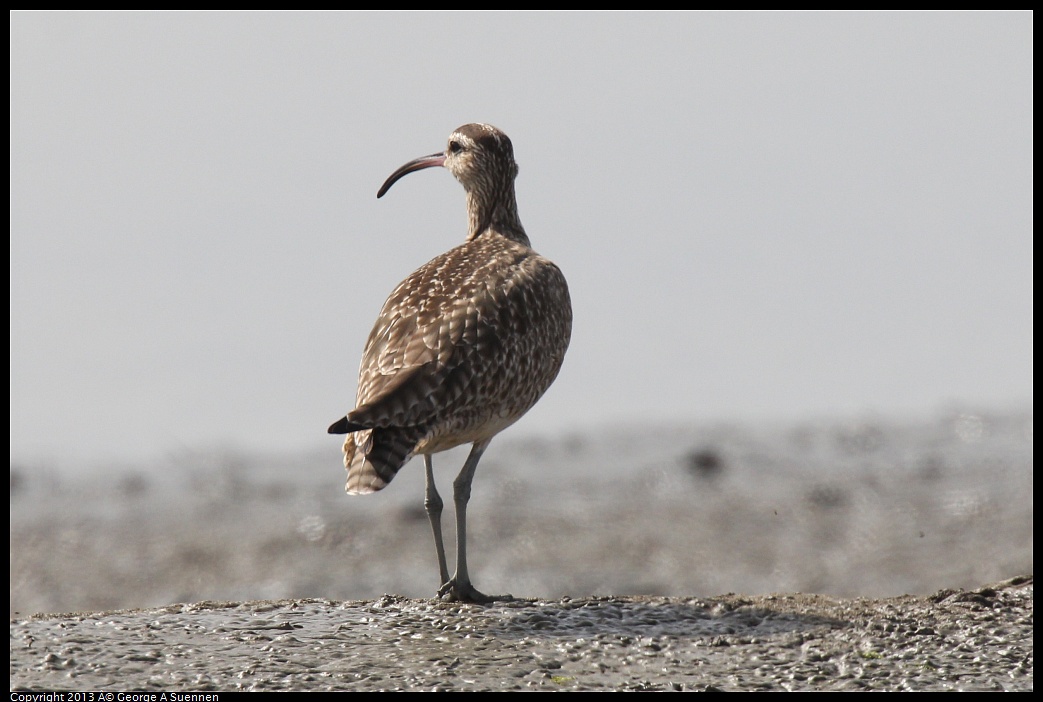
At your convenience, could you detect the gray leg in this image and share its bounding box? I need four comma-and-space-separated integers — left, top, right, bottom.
423, 454, 450, 588
438, 439, 511, 603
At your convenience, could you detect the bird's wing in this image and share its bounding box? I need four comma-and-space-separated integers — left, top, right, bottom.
347, 251, 505, 430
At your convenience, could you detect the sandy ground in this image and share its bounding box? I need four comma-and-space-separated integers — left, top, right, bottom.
8, 577, 1033, 691
9, 410, 1034, 690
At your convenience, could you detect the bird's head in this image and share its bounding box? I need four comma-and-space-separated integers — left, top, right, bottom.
377, 123, 518, 199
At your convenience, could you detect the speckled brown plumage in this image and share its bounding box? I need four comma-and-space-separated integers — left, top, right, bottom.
328, 123, 571, 602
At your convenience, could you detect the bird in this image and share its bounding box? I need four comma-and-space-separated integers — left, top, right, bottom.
328, 123, 572, 603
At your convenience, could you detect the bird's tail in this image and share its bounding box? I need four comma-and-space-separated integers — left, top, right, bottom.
342, 427, 425, 495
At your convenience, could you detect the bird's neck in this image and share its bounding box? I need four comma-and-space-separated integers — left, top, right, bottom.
465, 186, 530, 247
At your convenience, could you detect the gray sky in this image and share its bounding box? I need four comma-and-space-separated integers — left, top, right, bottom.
10, 11, 1033, 470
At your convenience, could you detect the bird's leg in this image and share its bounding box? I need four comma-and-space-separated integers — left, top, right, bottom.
438, 439, 512, 604
423, 454, 450, 588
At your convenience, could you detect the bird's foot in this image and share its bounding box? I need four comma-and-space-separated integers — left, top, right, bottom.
437, 579, 513, 604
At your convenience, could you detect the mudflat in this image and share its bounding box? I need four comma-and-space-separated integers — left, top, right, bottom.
9, 411, 1033, 690
9, 577, 1032, 691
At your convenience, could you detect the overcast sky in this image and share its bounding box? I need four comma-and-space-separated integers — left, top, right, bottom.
10, 11, 1033, 470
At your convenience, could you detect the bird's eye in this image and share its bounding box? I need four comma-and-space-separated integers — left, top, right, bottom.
448, 140, 463, 154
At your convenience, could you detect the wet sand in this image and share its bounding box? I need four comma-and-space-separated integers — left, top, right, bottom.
9, 577, 1033, 691
9, 410, 1034, 690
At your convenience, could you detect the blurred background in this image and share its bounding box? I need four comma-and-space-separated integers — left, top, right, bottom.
9, 411, 1033, 614
9, 12, 1032, 615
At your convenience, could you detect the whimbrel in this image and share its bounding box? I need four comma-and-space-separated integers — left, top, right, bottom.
328, 123, 572, 603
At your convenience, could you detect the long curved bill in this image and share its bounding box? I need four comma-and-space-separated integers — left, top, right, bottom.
377, 152, 447, 198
